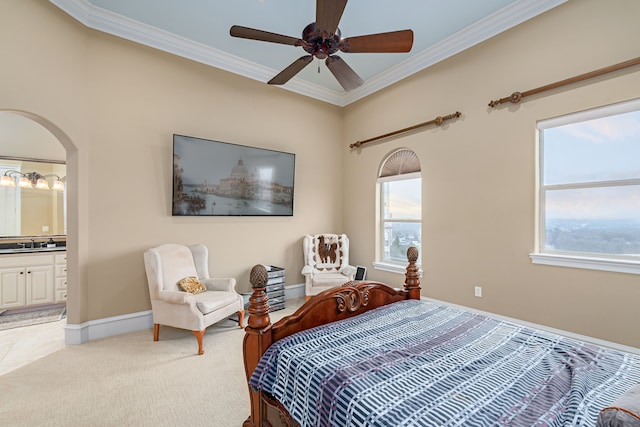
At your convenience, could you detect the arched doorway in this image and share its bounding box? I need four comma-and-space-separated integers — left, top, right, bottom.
0, 110, 78, 347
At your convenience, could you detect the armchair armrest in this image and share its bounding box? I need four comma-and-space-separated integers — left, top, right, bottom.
301, 265, 313, 276
201, 277, 237, 293
342, 265, 357, 278
157, 290, 195, 305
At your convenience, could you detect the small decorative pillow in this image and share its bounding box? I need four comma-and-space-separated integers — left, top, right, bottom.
177, 276, 207, 294
597, 383, 640, 427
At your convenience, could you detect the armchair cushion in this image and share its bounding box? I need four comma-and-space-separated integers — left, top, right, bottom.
177, 276, 207, 294
194, 291, 239, 315
309, 272, 354, 288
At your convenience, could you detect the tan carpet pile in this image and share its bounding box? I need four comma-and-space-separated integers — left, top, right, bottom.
0, 301, 302, 426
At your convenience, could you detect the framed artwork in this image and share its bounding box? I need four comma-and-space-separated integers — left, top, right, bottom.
172, 134, 295, 216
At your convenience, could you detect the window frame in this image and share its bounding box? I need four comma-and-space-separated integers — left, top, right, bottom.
531, 98, 640, 275
374, 171, 422, 273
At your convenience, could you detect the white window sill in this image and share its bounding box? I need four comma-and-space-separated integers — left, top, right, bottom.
530, 253, 640, 275
372, 261, 423, 277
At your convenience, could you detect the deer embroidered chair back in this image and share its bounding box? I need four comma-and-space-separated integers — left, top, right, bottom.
301, 234, 356, 299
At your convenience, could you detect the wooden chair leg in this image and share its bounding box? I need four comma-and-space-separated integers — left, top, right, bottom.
193, 329, 205, 355
238, 310, 245, 328
153, 323, 159, 341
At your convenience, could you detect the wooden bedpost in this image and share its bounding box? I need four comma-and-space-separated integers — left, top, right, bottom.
243, 264, 272, 427
405, 246, 421, 299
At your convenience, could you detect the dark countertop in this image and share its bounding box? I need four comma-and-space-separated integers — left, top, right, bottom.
0, 247, 66, 255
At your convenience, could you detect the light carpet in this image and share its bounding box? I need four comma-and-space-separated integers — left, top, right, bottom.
0, 300, 303, 427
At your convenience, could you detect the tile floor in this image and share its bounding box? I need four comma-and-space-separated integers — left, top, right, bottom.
0, 317, 66, 376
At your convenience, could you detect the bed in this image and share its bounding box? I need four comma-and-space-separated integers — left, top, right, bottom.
242, 248, 640, 427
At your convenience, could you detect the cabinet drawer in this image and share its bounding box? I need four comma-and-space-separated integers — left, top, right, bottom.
267, 277, 285, 286
56, 277, 67, 290
55, 290, 67, 302
55, 253, 67, 265
270, 302, 286, 312
0, 254, 54, 268
269, 295, 285, 306
55, 265, 67, 277
266, 289, 285, 299
266, 282, 285, 293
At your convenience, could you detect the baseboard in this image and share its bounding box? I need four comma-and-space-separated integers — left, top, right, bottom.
65, 310, 153, 345
65, 284, 306, 345
284, 282, 305, 300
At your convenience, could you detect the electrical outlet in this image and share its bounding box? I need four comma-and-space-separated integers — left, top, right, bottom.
474, 286, 482, 298
42, 225, 49, 232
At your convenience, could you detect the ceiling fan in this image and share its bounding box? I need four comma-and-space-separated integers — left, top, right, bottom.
230, 0, 413, 91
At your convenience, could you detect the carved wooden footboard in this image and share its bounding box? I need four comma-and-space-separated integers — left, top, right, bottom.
242, 247, 421, 427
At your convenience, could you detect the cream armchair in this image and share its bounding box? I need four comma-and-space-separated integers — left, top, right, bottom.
302, 233, 356, 299
143, 243, 244, 355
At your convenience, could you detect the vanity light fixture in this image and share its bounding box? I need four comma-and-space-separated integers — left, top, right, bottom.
0, 170, 65, 190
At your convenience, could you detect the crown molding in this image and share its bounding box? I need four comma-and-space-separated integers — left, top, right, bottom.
342, 0, 567, 105
49, 0, 566, 107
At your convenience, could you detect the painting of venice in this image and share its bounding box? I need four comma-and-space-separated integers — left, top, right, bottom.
172, 135, 295, 216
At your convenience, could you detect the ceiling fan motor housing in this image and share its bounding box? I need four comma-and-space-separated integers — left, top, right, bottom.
302, 22, 341, 59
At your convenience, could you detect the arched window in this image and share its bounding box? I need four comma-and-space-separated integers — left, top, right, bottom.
376, 148, 421, 270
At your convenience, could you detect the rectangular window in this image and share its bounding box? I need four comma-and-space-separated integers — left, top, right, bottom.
379, 174, 421, 264
534, 99, 640, 273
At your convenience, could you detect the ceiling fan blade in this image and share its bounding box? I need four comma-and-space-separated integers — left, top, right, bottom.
230, 25, 300, 46
340, 29, 414, 53
325, 56, 364, 91
316, 0, 348, 35
268, 56, 314, 85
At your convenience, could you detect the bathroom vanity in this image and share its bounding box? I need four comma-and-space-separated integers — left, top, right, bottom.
0, 246, 67, 310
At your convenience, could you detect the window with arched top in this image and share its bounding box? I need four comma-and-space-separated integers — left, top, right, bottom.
376, 148, 422, 270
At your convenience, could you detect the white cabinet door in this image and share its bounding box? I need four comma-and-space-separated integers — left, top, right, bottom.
0, 267, 26, 309
25, 265, 55, 306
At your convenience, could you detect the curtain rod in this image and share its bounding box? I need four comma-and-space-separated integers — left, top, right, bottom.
488, 56, 640, 108
350, 111, 461, 149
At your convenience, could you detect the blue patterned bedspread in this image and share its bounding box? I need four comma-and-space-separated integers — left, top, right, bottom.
249, 299, 640, 427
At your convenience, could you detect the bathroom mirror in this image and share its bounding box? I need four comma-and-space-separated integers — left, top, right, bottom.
0, 156, 66, 238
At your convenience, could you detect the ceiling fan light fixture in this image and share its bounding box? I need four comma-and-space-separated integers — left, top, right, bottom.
229, 0, 413, 91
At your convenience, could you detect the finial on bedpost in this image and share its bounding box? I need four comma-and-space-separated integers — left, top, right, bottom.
248, 264, 271, 329
405, 247, 421, 299
244, 264, 272, 427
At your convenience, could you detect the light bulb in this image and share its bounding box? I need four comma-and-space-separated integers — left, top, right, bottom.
0, 175, 14, 186
35, 178, 50, 189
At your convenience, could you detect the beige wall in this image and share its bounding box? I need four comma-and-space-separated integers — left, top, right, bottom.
1, 0, 344, 323
343, 0, 640, 348
2, 0, 639, 348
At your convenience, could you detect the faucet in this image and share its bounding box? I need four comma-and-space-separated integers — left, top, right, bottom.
30, 238, 35, 249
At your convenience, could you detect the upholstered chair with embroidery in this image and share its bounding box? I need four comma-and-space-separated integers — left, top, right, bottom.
302, 234, 357, 300
143, 243, 244, 355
